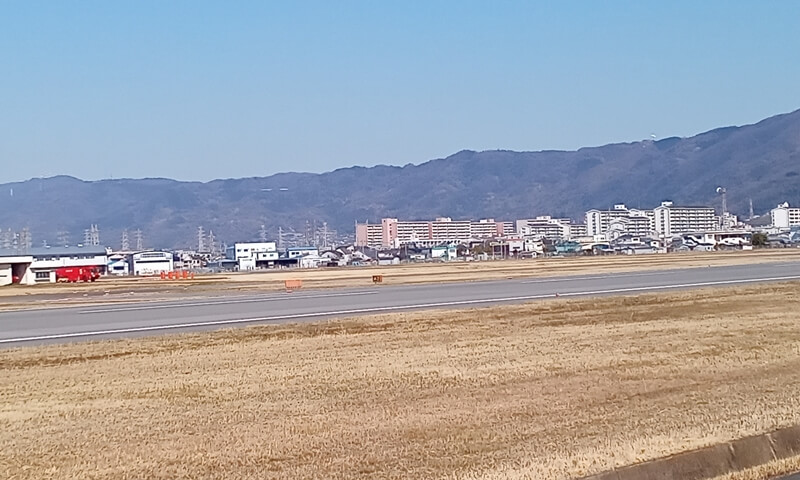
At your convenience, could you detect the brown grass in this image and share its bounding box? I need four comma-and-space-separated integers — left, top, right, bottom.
2, 282, 800, 479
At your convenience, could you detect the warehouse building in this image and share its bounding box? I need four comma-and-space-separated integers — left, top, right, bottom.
0, 245, 108, 285
130, 251, 174, 276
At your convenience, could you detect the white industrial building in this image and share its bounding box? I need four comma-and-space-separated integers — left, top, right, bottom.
654, 201, 716, 236
226, 242, 279, 270
771, 202, 800, 228
130, 251, 174, 276
0, 245, 109, 286
0, 252, 34, 286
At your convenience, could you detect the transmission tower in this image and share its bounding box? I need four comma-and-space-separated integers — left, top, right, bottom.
197, 226, 206, 252
135, 229, 144, 251
84, 224, 100, 246
259, 224, 268, 242
207, 230, 217, 256
0, 228, 11, 249
121, 229, 130, 251
18, 227, 32, 252
57, 230, 70, 246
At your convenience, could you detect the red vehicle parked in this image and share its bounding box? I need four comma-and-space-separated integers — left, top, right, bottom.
55, 267, 102, 283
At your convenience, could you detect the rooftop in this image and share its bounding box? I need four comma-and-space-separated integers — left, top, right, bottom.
0, 245, 108, 258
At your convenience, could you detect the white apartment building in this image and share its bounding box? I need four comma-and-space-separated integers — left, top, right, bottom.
586, 204, 654, 236
771, 202, 800, 228
569, 223, 588, 238
607, 216, 652, 239
516, 216, 571, 241
356, 217, 510, 248
654, 201, 716, 236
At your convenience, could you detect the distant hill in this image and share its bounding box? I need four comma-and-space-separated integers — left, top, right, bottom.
1, 109, 799, 249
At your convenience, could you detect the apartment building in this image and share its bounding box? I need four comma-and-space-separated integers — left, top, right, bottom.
569, 223, 588, 238
607, 215, 651, 239
355, 217, 510, 248
586, 204, 654, 236
771, 202, 800, 228
516, 216, 572, 241
653, 201, 716, 236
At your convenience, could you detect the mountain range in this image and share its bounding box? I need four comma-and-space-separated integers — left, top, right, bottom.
1, 108, 799, 249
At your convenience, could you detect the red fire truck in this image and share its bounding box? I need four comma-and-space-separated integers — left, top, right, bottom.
55, 267, 102, 283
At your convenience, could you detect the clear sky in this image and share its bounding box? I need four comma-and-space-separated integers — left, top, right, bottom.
1, 1, 798, 183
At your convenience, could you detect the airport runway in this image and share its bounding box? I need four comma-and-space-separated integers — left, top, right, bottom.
1, 261, 799, 347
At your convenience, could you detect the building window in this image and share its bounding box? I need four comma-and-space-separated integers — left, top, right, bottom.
35, 271, 51, 280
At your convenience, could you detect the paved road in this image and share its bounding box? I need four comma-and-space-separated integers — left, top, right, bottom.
1, 261, 799, 347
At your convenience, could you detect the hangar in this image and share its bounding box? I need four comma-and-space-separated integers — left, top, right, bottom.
0, 250, 35, 286
0, 245, 108, 286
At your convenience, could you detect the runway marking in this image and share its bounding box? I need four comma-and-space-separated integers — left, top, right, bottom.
3, 274, 800, 345
78, 290, 378, 314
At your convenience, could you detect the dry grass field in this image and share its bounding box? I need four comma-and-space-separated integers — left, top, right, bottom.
2, 282, 800, 479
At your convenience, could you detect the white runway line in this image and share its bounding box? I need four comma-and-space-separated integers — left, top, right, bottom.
3, 274, 800, 344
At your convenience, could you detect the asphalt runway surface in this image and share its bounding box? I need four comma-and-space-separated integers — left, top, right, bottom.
1, 261, 799, 347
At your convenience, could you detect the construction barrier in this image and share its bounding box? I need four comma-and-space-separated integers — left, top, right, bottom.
158, 271, 197, 281
284, 279, 303, 291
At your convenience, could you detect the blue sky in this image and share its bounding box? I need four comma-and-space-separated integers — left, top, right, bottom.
1, 1, 798, 183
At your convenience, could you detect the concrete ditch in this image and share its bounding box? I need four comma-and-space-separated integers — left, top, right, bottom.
581, 425, 800, 480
